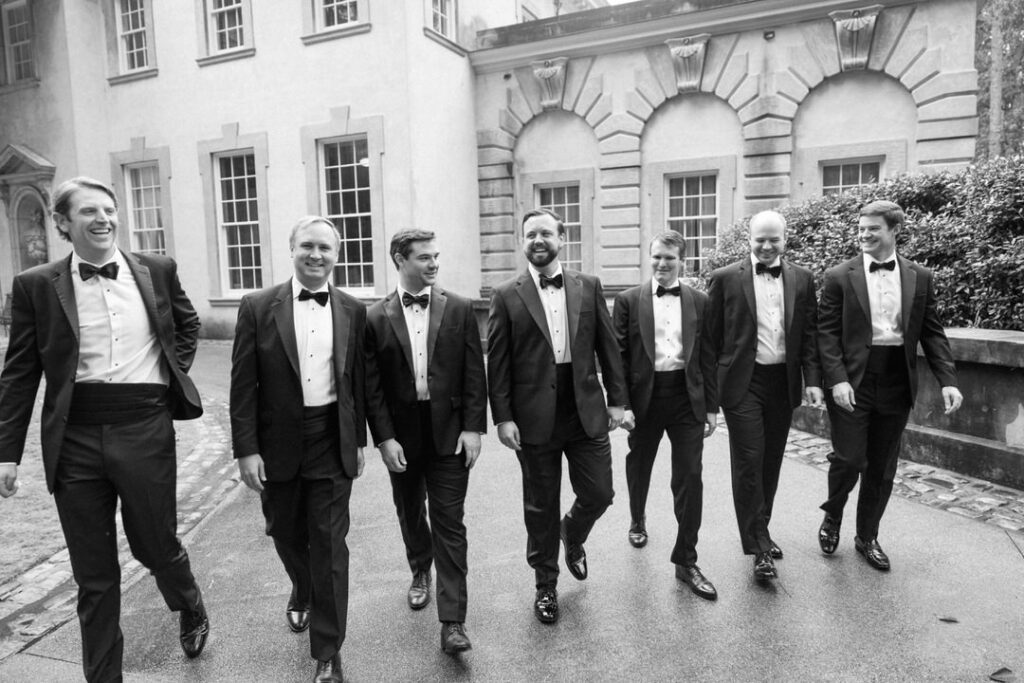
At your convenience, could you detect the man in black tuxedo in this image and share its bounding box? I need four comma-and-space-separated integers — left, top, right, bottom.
612, 230, 719, 600
230, 216, 368, 682
817, 200, 963, 570
487, 208, 627, 624
0, 177, 208, 682
365, 229, 486, 654
707, 210, 822, 581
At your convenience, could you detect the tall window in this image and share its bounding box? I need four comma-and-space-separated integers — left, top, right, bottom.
322, 0, 359, 28
321, 138, 373, 290
538, 184, 582, 272
431, 0, 455, 38
209, 0, 245, 52
117, 0, 149, 71
215, 153, 263, 291
667, 174, 717, 276
124, 164, 165, 254
822, 161, 880, 196
3, 1, 33, 83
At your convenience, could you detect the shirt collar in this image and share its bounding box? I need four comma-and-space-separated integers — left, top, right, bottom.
291, 277, 331, 299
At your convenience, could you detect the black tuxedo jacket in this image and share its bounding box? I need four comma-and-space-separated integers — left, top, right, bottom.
0, 251, 202, 492
612, 281, 717, 422
708, 258, 821, 410
487, 269, 627, 444
364, 286, 486, 454
230, 280, 367, 480
817, 254, 958, 402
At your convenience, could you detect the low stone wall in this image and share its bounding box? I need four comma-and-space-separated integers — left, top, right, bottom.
793, 329, 1024, 491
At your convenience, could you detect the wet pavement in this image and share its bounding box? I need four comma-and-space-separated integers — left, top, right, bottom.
0, 340, 1022, 681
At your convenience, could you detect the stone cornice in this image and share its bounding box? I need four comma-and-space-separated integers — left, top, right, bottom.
470, 0, 918, 73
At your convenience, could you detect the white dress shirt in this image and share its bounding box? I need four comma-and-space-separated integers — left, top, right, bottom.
292, 278, 336, 407
651, 278, 686, 372
528, 265, 572, 363
71, 250, 169, 385
863, 253, 904, 346
751, 254, 787, 365
398, 286, 431, 400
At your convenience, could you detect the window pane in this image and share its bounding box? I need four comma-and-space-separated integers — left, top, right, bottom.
537, 182, 583, 272
322, 139, 373, 289
216, 152, 262, 290
666, 173, 718, 276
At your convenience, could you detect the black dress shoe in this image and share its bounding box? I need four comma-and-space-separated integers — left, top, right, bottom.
314, 653, 343, 683
768, 540, 783, 560
628, 518, 648, 548
854, 536, 891, 571
753, 551, 777, 580
534, 588, 559, 624
408, 570, 431, 610
560, 518, 587, 581
287, 602, 310, 633
675, 564, 718, 600
179, 604, 209, 659
818, 513, 841, 555
441, 622, 472, 654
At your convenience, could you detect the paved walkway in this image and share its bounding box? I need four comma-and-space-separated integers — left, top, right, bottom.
0, 341, 1022, 681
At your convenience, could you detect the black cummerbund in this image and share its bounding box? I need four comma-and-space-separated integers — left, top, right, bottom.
555, 362, 576, 412
303, 402, 338, 436
68, 383, 169, 425
652, 369, 688, 398
866, 345, 907, 376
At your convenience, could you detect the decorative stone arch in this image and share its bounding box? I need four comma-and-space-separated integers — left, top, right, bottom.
0, 144, 57, 293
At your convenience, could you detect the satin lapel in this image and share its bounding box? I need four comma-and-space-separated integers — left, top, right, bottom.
740, 260, 757, 327
514, 274, 553, 349
427, 287, 446, 367
849, 258, 871, 324
123, 251, 159, 331
898, 256, 917, 337
330, 287, 351, 379
51, 255, 79, 340
638, 281, 655, 362
781, 260, 796, 335
680, 285, 697, 365
565, 270, 582, 349
385, 292, 416, 374
272, 282, 301, 379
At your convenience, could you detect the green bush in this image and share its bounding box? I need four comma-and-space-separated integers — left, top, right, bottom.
701, 156, 1024, 330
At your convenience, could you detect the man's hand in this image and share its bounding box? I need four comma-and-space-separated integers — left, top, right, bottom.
497, 421, 521, 451
941, 386, 964, 415
607, 406, 625, 431
378, 439, 406, 473
805, 386, 825, 408
621, 409, 636, 431
704, 414, 718, 438
455, 431, 482, 469
831, 382, 856, 412
237, 454, 265, 492
356, 447, 365, 478
0, 463, 19, 498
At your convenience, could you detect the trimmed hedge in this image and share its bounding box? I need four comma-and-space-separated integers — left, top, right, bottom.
701, 156, 1024, 331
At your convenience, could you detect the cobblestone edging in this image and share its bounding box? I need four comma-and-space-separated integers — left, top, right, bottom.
0, 398, 239, 662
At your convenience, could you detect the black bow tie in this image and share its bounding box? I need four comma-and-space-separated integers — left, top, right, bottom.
755, 263, 782, 278
298, 289, 329, 306
539, 273, 563, 289
869, 260, 896, 273
402, 292, 430, 308
79, 262, 119, 281
656, 284, 681, 297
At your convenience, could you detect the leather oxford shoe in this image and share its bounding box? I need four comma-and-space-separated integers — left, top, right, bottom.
753, 551, 777, 580
314, 653, 343, 683
441, 622, 472, 654
286, 602, 310, 633
628, 518, 648, 548
534, 588, 559, 624
560, 518, 587, 581
179, 604, 209, 659
675, 564, 718, 600
855, 536, 891, 571
408, 570, 431, 610
818, 513, 841, 555
769, 540, 783, 560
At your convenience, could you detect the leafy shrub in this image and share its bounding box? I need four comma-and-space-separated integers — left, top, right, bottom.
700, 156, 1024, 330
